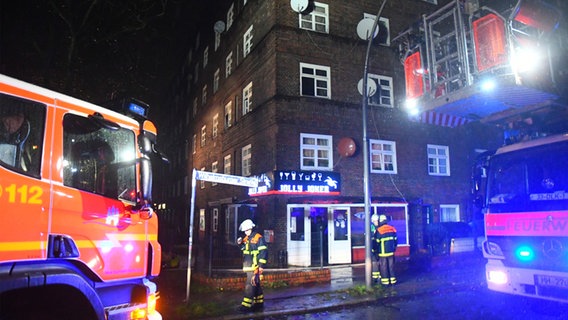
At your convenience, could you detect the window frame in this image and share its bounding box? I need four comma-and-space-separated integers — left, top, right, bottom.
243, 25, 254, 58
226, 52, 233, 78
368, 74, 394, 108
242, 82, 253, 116
299, 2, 329, 33
300, 63, 331, 99
212, 113, 219, 139
242, 144, 252, 176
224, 101, 233, 129
201, 125, 207, 147
440, 204, 459, 222
427, 144, 450, 176
369, 139, 398, 174
300, 133, 333, 170
224, 154, 232, 174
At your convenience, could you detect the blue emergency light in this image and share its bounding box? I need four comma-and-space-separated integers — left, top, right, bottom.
515, 246, 535, 262
124, 98, 149, 119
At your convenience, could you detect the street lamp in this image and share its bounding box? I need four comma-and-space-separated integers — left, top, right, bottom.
357, 0, 388, 289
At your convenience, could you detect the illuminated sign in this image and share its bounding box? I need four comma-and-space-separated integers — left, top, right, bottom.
249, 170, 340, 195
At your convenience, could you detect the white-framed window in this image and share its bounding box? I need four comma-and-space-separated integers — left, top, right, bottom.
363, 14, 390, 46
192, 134, 196, 154
226, 52, 233, 78
242, 144, 252, 176
368, 74, 393, 107
227, 3, 234, 30
212, 208, 219, 232
193, 97, 198, 117
215, 31, 221, 51
427, 144, 450, 176
203, 46, 209, 67
202, 85, 207, 106
300, 133, 333, 170
370, 139, 397, 173
212, 113, 219, 138
212, 161, 218, 186
200, 167, 206, 189
242, 82, 253, 116
225, 101, 233, 128
243, 25, 254, 58
199, 209, 206, 231
299, 2, 329, 33
224, 154, 232, 174
201, 125, 207, 147
214, 69, 220, 93
440, 204, 459, 222
300, 63, 330, 98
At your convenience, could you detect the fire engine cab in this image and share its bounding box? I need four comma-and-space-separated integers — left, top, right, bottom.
0, 74, 163, 319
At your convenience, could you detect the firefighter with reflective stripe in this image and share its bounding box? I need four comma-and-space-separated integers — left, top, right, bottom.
237, 219, 268, 313
370, 214, 381, 283
375, 214, 398, 286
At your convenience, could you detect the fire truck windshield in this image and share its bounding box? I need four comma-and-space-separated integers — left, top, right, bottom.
487, 141, 568, 213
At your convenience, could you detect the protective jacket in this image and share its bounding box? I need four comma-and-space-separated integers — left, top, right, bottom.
374, 223, 398, 257
240, 231, 268, 272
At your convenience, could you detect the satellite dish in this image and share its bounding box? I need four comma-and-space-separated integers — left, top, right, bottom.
357, 17, 379, 40
290, 0, 309, 13
214, 21, 226, 33
358, 78, 377, 97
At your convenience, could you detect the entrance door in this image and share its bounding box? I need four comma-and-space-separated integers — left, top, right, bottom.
328, 208, 352, 264
287, 207, 310, 267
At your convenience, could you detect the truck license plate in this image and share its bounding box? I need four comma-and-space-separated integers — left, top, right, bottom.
536, 275, 568, 288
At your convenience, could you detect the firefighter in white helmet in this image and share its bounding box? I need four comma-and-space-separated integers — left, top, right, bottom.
237, 219, 268, 313
370, 214, 381, 282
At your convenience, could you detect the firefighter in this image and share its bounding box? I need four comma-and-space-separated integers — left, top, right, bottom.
237, 219, 268, 312
370, 214, 381, 283
375, 214, 398, 286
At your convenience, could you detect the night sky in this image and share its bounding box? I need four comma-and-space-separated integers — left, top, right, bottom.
0, 0, 223, 111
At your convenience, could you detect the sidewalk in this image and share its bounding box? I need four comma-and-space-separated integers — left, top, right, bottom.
157, 251, 486, 319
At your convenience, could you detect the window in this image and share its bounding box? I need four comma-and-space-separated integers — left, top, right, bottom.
225, 204, 257, 244
192, 134, 196, 154
203, 46, 209, 67
224, 101, 233, 128
226, 52, 233, 78
194, 62, 199, 83
242, 144, 252, 176
0, 93, 44, 178
440, 204, 459, 222
422, 0, 438, 4
368, 74, 393, 107
199, 209, 206, 231
224, 154, 232, 174
370, 139, 397, 173
300, 63, 330, 98
363, 14, 390, 46
202, 85, 207, 106
243, 25, 253, 58
63, 113, 136, 202
215, 31, 221, 51
212, 208, 219, 232
299, 2, 329, 33
212, 113, 219, 138
427, 144, 450, 176
227, 3, 234, 30
242, 82, 253, 116
300, 133, 332, 170
193, 97, 198, 117
201, 125, 207, 147
213, 69, 220, 93
212, 161, 218, 186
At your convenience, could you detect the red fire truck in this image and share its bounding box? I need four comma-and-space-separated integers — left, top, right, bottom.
395, 0, 567, 302
0, 74, 163, 319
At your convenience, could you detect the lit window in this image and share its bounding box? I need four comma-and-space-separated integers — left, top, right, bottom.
212, 113, 219, 138
243, 25, 254, 58
226, 52, 233, 78
224, 154, 232, 174
370, 140, 397, 173
201, 125, 207, 147
300, 63, 330, 98
440, 204, 459, 222
242, 82, 253, 116
368, 74, 393, 107
301, 133, 332, 170
225, 101, 233, 128
428, 144, 450, 176
299, 2, 329, 33
214, 69, 220, 93
242, 144, 252, 176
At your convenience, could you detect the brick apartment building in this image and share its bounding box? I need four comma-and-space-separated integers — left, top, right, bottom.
155, 0, 502, 268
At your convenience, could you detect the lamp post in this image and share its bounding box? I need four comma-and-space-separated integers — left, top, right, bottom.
359, 0, 388, 289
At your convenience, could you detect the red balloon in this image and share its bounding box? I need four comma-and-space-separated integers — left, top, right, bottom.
337, 137, 356, 157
